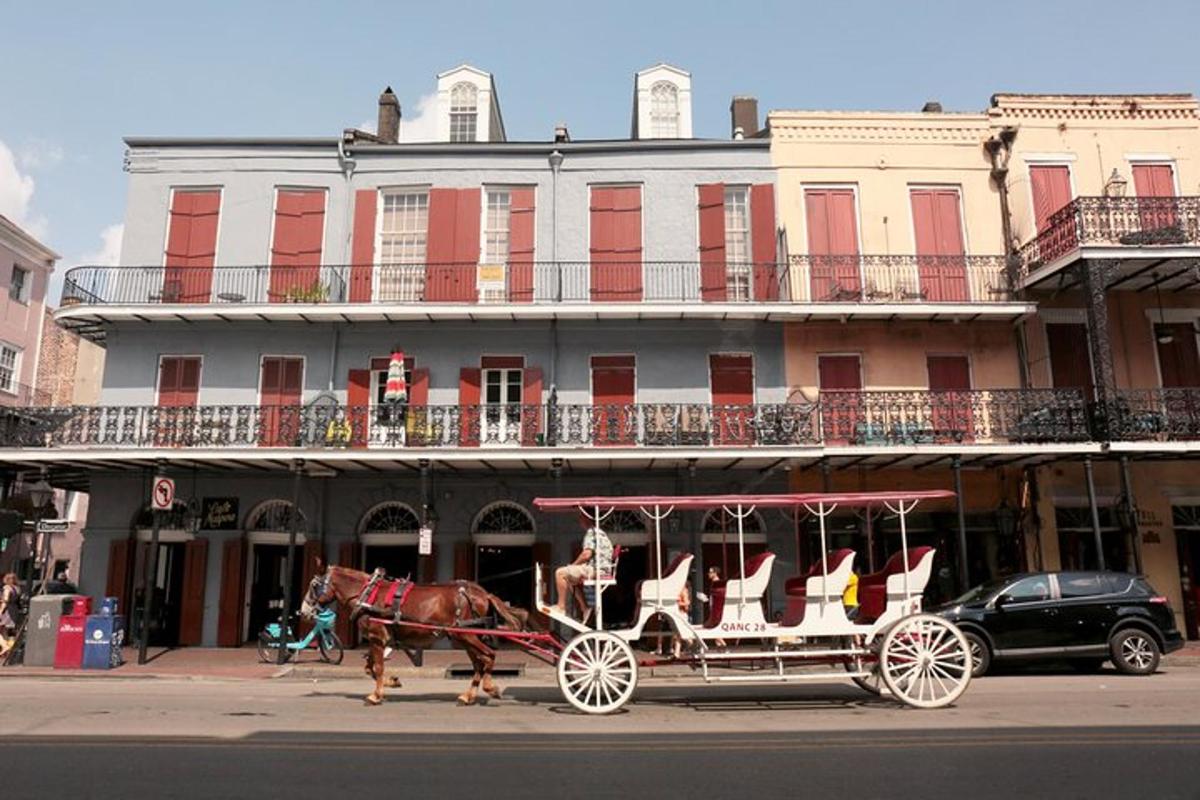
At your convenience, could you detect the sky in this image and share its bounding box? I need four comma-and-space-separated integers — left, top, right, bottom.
2, 0, 1199, 303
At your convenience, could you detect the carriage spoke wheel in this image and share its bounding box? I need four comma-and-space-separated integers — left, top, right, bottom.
880, 614, 971, 709
842, 636, 885, 696
557, 631, 638, 715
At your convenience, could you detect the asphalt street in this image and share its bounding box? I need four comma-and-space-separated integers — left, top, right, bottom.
4, 665, 1200, 798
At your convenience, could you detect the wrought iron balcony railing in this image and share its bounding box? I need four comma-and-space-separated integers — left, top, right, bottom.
1017, 196, 1200, 276
1111, 388, 1200, 441
0, 390, 1094, 452
60, 262, 793, 308
787, 255, 1012, 303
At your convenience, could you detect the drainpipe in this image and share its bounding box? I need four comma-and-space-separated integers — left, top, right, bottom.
548, 150, 564, 405
332, 138, 357, 393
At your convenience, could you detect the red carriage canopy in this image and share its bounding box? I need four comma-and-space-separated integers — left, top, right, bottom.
532, 490, 955, 515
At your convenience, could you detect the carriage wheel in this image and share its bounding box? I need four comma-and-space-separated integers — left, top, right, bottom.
879, 614, 971, 709
557, 631, 638, 715
842, 636, 885, 696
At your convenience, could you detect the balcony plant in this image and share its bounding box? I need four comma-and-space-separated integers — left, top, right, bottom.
284, 281, 330, 304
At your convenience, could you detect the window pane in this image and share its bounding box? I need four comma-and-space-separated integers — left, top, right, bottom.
650, 81, 679, 138
1057, 573, 1103, 598
379, 191, 429, 301
1003, 576, 1052, 602
0, 345, 17, 392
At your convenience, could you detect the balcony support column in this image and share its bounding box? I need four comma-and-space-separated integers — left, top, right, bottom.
1083, 455, 1106, 572
952, 456, 970, 595
419, 459, 433, 581
138, 458, 168, 666
1076, 259, 1121, 438
277, 459, 304, 665
1119, 455, 1143, 574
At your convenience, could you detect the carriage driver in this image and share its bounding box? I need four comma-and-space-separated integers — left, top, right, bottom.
552, 512, 615, 619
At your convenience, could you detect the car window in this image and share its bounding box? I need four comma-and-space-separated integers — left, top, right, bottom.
1058, 573, 1103, 598
1002, 576, 1052, 603
1104, 574, 1135, 594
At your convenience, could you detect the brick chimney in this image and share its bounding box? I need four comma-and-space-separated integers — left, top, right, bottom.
730, 96, 759, 139
377, 87, 401, 144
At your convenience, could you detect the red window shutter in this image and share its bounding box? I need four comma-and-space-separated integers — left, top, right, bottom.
164, 189, 220, 303
590, 186, 642, 302
459, 367, 481, 447
1133, 164, 1176, 198
1029, 165, 1073, 233
709, 355, 754, 445
426, 188, 472, 302
179, 358, 201, 405
347, 368, 371, 450
350, 190, 377, 302
698, 183, 727, 301
269, 189, 325, 302
217, 538, 247, 647
910, 188, 967, 301
409, 367, 430, 406
157, 357, 180, 406
260, 357, 303, 447
927, 356, 971, 391
927, 355, 973, 443
818, 355, 862, 390
521, 366, 544, 445
105, 539, 132, 619
282, 358, 303, 401
1046, 323, 1094, 398
1157, 325, 1200, 387
818, 354, 863, 444
509, 187, 536, 302
455, 187, 481, 265
591, 358, 636, 446
750, 183, 778, 300
805, 188, 861, 300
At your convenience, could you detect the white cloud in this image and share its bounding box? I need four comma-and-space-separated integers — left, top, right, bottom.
358, 119, 377, 135
82, 223, 124, 266
18, 139, 64, 170
399, 92, 439, 142
0, 139, 48, 238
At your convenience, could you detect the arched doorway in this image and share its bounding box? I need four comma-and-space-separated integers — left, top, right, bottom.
130, 501, 206, 647
243, 499, 311, 641
358, 502, 421, 581
701, 508, 768, 580
470, 502, 535, 609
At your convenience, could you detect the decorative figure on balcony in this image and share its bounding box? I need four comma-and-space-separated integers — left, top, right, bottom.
325, 409, 352, 447
385, 348, 408, 445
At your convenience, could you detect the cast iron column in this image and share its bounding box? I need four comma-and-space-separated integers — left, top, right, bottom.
277, 459, 304, 665
1083, 456, 1106, 571
1119, 455, 1143, 574
1076, 259, 1120, 439
952, 456, 970, 594
419, 458, 431, 580
138, 458, 167, 665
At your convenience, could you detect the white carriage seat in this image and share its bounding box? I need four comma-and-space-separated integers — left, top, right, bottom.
704, 551, 776, 628
779, 549, 856, 627
636, 551, 694, 609
856, 546, 935, 624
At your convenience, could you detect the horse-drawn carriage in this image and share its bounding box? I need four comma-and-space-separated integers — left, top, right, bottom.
530, 490, 972, 714
311, 489, 972, 714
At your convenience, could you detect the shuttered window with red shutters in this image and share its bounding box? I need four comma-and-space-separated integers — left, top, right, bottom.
1029, 165, 1073, 234
426, 188, 481, 302
927, 355, 973, 442
698, 183, 727, 301
269, 188, 326, 303
592, 355, 636, 445
259, 357, 304, 447
750, 183, 778, 301
1133, 163, 1178, 232
508, 187, 536, 302
590, 186, 643, 301
163, 188, 221, 303
350, 189, 378, 302
818, 354, 863, 444
710, 354, 754, 445
805, 188, 860, 300
910, 188, 967, 301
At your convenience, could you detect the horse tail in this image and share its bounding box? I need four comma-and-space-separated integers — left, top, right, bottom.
485, 591, 526, 631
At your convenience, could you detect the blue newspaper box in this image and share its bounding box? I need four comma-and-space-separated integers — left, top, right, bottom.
99, 597, 119, 616
81, 614, 125, 670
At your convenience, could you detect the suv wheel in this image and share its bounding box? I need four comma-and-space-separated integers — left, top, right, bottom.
963, 630, 991, 677
1109, 628, 1161, 675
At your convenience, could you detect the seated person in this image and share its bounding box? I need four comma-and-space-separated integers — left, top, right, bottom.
553, 514, 614, 619
843, 566, 860, 620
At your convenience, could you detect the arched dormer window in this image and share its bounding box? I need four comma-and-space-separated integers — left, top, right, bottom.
650, 81, 680, 138
449, 82, 479, 142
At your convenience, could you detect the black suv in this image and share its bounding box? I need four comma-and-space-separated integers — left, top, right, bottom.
934, 571, 1184, 677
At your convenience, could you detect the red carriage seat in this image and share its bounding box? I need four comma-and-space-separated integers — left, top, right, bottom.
856, 546, 934, 624
704, 551, 775, 629
779, 548, 856, 627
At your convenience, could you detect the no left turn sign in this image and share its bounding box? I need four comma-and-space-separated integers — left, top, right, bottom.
152, 476, 176, 510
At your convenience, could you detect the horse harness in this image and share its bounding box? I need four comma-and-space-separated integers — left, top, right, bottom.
355, 569, 483, 630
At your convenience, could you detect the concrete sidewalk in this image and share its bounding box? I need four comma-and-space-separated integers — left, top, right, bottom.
6, 641, 1200, 682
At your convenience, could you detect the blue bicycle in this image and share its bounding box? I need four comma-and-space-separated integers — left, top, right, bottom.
257, 607, 344, 665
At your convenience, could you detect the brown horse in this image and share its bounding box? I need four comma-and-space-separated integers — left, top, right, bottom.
303, 565, 529, 706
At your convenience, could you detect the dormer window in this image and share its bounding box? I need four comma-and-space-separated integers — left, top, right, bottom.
650, 82, 680, 138
449, 82, 479, 143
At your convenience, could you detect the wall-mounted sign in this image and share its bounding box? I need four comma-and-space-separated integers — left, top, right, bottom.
418, 525, 433, 556
152, 476, 175, 510
201, 497, 239, 530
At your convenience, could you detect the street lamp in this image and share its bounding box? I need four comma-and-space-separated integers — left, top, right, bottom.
26, 476, 55, 594
1104, 168, 1128, 198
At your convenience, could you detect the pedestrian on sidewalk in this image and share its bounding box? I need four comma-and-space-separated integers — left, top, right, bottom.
0, 572, 22, 656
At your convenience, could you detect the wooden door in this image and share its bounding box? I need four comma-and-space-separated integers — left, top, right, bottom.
1133, 163, 1178, 232
426, 188, 480, 302
259, 357, 303, 447
805, 188, 860, 300
591, 356, 636, 446
1046, 323, 1094, 399
1029, 165, 1073, 234
710, 354, 754, 445
216, 538, 247, 646
590, 186, 643, 301
927, 355, 973, 442
269, 189, 326, 302
105, 538, 134, 618
911, 188, 967, 301
178, 538, 209, 646
163, 189, 220, 303
156, 356, 201, 446
818, 355, 862, 443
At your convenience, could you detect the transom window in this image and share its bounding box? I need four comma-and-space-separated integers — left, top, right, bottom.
483, 190, 511, 264
724, 186, 751, 300
10, 266, 29, 303
378, 191, 429, 301
246, 500, 307, 533
650, 81, 680, 138
0, 344, 19, 393
1173, 505, 1200, 529
703, 508, 764, 534
360, 502, 421, 535
449, 82, 479, 143
472, 502, 535, 535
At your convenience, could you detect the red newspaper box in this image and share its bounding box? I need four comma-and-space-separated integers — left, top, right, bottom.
54, 614, 87, 669
70, 596, 92, 616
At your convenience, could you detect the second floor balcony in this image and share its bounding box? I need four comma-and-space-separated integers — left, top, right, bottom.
1018, 196, 1200, 288
0, 389, 1093, 454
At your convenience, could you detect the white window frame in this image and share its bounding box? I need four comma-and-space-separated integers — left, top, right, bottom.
376, 188, 430, 302
0, 342, 20, 394
649, 81, 680, 139
723, 186, 752, 301
9, 265, 30, 304
449, 82, 479, 143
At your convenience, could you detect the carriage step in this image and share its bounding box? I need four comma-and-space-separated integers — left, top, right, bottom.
445, 663, 526, 679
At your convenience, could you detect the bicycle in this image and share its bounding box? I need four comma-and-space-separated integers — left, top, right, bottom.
257, 607, 344, 665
